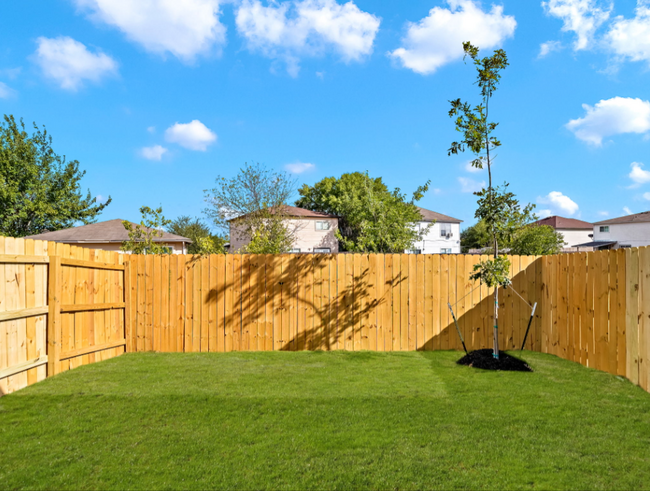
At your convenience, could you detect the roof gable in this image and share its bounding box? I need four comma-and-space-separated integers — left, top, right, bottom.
594, 211, 650, 225
533, 216, 593, 230
416, 207, 462, 223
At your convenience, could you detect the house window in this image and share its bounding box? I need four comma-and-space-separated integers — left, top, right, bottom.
599, 226, 609, 233
289, 248, 301, 253
408, 249, 422, 254
440, 223, 452, 237
316, 221, 331, 231
440, 248, 452, 254
619, 245, 631, 249
314, 247, 331, 253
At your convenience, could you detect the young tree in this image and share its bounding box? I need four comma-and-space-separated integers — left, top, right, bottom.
295, 172, 430, 253
167, 216, 226, 255
0, 115, 110, 237
204, 163, 296, 254
449, 43, 532, 359
121, 206, 172, 255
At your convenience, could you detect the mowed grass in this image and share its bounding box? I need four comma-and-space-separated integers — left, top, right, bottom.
1, 351, 650, 490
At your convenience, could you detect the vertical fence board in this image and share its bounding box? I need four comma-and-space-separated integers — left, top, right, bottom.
639, 247, 649, 392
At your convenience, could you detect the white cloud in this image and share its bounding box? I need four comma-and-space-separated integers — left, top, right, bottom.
33, 36, 117, 90
566, 97, 650, 145
542, 0, 611, 51
0, 82, 16, 98
538, 209, 553, 218
95, 194, 108, 204
140, 145, 168, 161
458, 176, 485, 193
597, 210, 610, 216
147, 126, 156, 134
537, 191, 579, 216
165, 120, 217, 151
643, 193, 650, 201
388, 0, 516, 75
464, 161, 484, 173
74, 0, 226, 62
538, 40, 563, 57
624, 206, 633, 214
285, 162, 315, 173
629, 162, 650, 187
236, 0, 380, 76
606, 1, 650, 64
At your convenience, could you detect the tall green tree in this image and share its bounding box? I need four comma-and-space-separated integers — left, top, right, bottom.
460, 220, 490, 253
204, 163, 296, 254
449, 43, 534, 359
0, 115, 110, 237
121, 206, 172, 255
295, 172, 430, 253
167, 216, 226, 255
509, 224, 564, 256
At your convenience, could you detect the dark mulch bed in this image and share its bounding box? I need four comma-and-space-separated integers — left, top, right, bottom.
457, 349, 533, 372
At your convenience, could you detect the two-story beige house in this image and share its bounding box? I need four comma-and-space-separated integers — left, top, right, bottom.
228, 206, 339, 253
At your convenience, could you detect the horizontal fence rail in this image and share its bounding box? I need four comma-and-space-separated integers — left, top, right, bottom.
0, 234, 648, 396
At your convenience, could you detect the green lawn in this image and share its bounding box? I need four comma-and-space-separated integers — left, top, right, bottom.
1, 351, 650, 490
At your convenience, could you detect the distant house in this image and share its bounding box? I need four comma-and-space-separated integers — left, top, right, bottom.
26, 219, 191, 254
532, 215, 593, 252
407, 207, 463, 254
573, 211, 650, 251
228, 206, 339, 253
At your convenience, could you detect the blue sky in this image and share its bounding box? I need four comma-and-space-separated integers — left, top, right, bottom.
1, 0, 650, 232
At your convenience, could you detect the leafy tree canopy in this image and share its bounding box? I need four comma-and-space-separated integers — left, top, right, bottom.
167, 215, 226, 255
509, 224, 564, 256
204, 163, 296, 254
0, 114, 110, 237
295, 172, 430, 253
460, 220, 490, 253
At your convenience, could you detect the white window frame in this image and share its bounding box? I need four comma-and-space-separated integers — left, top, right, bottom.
440, 248, 452, 254
440, 223, 452, 237
313, 247, 331, 253
315, 221, 331, 231
599, 226, 609, 233
289, 248, 301, 253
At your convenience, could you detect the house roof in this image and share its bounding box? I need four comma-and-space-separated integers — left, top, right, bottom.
572, 240, 617, 248
594, 210, 650, 225
227, 205, 338, 222
25, 219, 191, 244
533, 215, 593, 230
416, 207, 463, 223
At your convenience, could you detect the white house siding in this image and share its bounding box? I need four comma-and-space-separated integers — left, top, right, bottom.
558, 229, 593, 248
407, 221, 461, 254
593, 222, 650, 248
230, 217, 339, 253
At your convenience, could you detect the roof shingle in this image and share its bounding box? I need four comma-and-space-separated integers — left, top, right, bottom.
25, 219, 191, 243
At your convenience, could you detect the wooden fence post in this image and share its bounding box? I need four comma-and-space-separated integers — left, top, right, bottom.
47, 256, 62, 377
625, 248, 640, 386
124, 259, 134, 353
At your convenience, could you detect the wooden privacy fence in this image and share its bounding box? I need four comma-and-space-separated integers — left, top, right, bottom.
0, 237, 128, 396
125, 253, 543, 354
1, 235, 649, 396
126, 249, 650, 393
